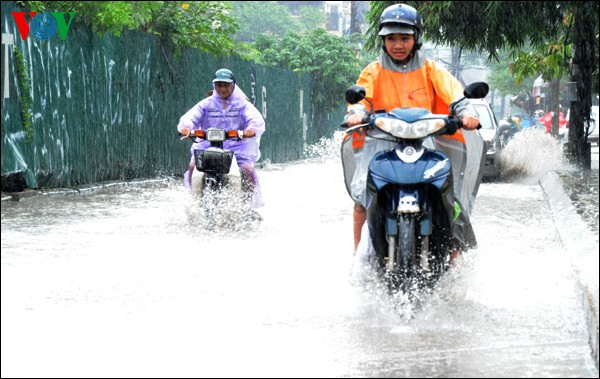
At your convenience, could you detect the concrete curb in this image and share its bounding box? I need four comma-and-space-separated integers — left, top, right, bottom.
1, 177, 175, 202
539, 171, 599, 368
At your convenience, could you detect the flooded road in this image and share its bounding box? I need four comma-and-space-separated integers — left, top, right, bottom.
2, 134, 598, 377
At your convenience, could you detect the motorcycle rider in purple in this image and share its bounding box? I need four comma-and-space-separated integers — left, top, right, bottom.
177, 68, 266, 207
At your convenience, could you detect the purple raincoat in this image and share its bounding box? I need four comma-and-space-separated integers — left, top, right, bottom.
177, 84, 265, 164
177, 84, 266, 207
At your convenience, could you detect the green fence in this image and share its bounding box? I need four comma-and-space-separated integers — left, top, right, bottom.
1, 1, 344, 191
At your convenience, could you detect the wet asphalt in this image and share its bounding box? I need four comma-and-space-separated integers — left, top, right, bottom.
1, 149, 599, 368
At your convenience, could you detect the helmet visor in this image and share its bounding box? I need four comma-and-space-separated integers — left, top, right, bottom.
379, 24, 415, 36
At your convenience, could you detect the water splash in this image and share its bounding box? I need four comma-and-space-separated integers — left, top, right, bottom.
501, 128, 571, 182
303, 131, 346, 162
184, 187, 261, 235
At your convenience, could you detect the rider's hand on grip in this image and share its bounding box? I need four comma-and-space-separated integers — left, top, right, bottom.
446, 118, 461, 135
461, 114, 480, 130
179, 127, 191, 140
345, 113, 367, 128
238, 129, 256, 139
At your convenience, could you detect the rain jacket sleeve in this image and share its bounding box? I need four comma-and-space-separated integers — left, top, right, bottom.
177, 99, 208, 133
243, 103, 265, 138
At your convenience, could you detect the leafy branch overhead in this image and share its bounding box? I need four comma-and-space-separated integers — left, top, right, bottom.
18, 1, 362, 117
365, 1, 598, 94
22, 1, 245, 57
253, 29, 362, 113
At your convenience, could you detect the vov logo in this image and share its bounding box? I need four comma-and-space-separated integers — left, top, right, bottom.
2, 12, 75, 98
11, 12, 76, 41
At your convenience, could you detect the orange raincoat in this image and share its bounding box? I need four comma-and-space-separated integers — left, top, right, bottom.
348, 59, 467, 147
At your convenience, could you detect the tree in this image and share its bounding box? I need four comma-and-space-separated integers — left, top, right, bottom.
144, 1, 242, 58
230, 2, 300, 43
510, 41, 572, 136
487, 49, 535, 116
253, 29, 362, 138
567, 2, 596, 168
23, 1, 160, 36
363, 1, 599, 169
349, 1, 368, 35
297, 5, 325, 32
23, 1, 243, 57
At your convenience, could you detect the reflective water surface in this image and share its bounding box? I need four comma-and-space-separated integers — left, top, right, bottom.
2, 132, 598, 377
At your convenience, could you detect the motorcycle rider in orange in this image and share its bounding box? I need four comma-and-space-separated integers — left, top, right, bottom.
343, 4, 485, 265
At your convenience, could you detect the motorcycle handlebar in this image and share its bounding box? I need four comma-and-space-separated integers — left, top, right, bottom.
340, 113, 478, 137
445, 117, 462, 135
444, 117, 483, 134
340, 122, 370, 134
340, 114, 472, 137
179, 129, 255, 141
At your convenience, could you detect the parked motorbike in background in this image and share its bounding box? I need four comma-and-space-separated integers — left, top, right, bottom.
341, 82, 489, 298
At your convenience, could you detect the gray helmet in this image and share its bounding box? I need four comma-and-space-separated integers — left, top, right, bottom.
213, 68, 235, 83
379, 4, 423, 50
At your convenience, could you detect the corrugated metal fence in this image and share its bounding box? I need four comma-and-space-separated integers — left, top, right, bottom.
1, 1, 344, 190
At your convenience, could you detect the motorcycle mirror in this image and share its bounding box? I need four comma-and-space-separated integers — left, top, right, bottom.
463, 82, 489, 99
345, 85, 366, 104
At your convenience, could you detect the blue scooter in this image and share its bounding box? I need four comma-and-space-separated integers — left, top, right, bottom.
341, 82, 488, 294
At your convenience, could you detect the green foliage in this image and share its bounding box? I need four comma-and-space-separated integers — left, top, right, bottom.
230, 1, 300, 43
26, 1, 161, 36
297, 5, 325, 32
145, 2, 242, 57
510, 43, 572, 85
363, 1, 394, 53
421, 2, 566, 60
253, 29, 362, 113
364, 1, 598, 96
365, 1, 567, 60
13, 47, 33, 143
344, 31, 377, 68
487, 49, 534, 97
21, 1, 243, 57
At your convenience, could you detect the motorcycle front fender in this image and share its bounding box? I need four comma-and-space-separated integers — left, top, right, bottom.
366, 149, 455, 257
368, 148, 452, 190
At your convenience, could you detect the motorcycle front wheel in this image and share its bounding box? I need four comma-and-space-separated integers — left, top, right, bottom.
397, 214, 418, 291
383, 214, 418, 294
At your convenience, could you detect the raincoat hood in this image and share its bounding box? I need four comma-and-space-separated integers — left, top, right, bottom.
379, 49, 426, 73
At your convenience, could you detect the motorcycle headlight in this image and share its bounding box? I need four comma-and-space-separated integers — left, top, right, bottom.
375, 117, 445, 139
206, 129, 226, 142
